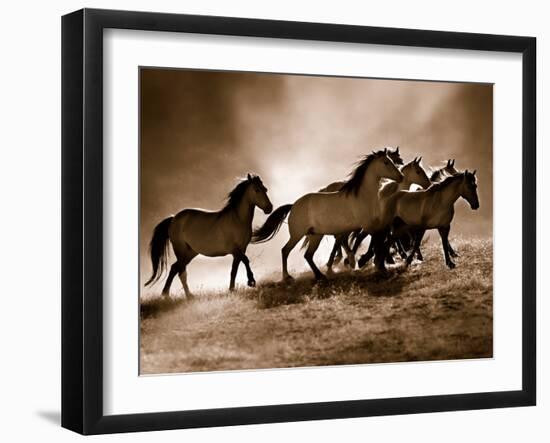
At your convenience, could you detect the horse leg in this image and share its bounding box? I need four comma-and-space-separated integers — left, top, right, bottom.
304, 234, 326, 281
406, 231, 423, 267
373, 231, 392, 273
340, 235, 356, 269
438, 226, 455, 269
161, 262, 181, 298
395, 238, 408, 260
448, 241, 458, 258
326, 236, 341, 273
333, 241, 343, 265
239, 252, 256, 287
229, 254, 242, 291
175, 245, 197, 299
415, 229, 426, 261
385, 242, 396, 264
352, 230, 368, 254
358, 236, 376, 268
282, 235, 301, 281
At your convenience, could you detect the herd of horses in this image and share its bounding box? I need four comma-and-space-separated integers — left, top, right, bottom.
145, 147, 479, 298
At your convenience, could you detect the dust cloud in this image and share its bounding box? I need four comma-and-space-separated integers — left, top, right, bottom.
140, 68, 492, 293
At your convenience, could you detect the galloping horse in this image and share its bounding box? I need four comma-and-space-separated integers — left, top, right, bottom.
145, 174, 273, 297
320, 146, 404, 266
252, 149, 403, 280
357, 157, 460, 267
385, 170, 479, 269
325, 157, 430, 273
421, 159, 460, 259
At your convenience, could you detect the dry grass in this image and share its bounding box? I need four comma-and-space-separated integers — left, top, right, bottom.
140, 236, 492, 374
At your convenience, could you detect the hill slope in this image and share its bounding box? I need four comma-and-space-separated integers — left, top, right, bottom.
140, 237, 492, 374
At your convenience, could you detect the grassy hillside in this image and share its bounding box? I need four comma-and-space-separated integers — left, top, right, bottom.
140, 237, 492, 374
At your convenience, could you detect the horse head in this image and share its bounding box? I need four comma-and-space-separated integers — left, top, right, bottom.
402, 157, 431, 189
388, 146, 404, 166
460, 170, 479, 210
375, 149, 404, 183
246, 173, 273, 214
445, 159, 458, 176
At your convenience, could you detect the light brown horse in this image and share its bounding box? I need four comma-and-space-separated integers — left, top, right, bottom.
386, 170, 479, 269
145, 174, 273, 297
320, 146, 404, 265
325, 157, 430, 273
252, 150, 404, 280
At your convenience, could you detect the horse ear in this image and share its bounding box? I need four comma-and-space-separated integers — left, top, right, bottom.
247, 173, 252, 180
473, 169, 477, 176
396, 146, 399, 153
384, 147, 388, 154
452, 159, 455, 166
418, 156, 422, 164
447, 159, 451, 166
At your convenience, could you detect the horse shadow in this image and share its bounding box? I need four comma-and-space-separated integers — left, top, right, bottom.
255, 265, 409, 309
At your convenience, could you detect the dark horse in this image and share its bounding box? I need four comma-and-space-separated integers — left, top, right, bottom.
145, 174, 273, 297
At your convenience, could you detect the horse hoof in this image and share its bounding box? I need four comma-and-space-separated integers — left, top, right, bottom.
283, 275, 294, 283
315, 274, 328, 282
447, 261, 456, 269
358, 256, 369, 268
229, 286, 236, 292
248, 280, 256, 288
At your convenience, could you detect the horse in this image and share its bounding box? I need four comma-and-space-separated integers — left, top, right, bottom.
357, 157, 460, 267
401, 158, 460, 260
144, 174, 273, 298
251, 149, 404, 280
383, 170, 479, 269
430, 158, 457, 182
319, 146, 404, 266
325, 156, 430, 273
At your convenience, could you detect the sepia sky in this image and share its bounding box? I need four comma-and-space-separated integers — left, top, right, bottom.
140, 68, 492, 293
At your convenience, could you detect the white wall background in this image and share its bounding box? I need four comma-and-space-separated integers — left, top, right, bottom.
0, 1, 546, 441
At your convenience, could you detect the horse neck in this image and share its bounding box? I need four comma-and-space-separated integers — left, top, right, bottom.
437, 180, 462, 207
234, 196, 256, 226
398, 175, 414, 191
358, 172, 383, 200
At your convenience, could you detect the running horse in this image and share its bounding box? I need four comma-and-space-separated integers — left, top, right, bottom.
325, 156, 430, 273
251, 149, 404, 280
320, 146, 404, 267
145, 174, 273, 298
357, 157, 460, 267
384, 170, 479, 269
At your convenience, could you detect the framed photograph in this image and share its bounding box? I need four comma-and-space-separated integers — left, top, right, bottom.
62, 8, 536, 435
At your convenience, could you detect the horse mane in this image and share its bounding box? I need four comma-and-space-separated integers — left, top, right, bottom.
430, 166, 450, 182
340, 151, 385, 195
427, 172, 464, 192
219, 175, 257, 214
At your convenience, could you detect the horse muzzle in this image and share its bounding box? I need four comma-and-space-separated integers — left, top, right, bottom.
471, 202, 480, 210
264, 204, 273, 215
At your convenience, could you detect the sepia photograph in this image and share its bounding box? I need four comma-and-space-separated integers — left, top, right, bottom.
139, 67, 493, 375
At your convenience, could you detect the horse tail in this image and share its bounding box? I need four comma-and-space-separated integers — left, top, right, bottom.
144, 216, 173, 286
252, 204, 293, 243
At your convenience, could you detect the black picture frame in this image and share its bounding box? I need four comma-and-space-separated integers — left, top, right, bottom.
61, 8, 536, 435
